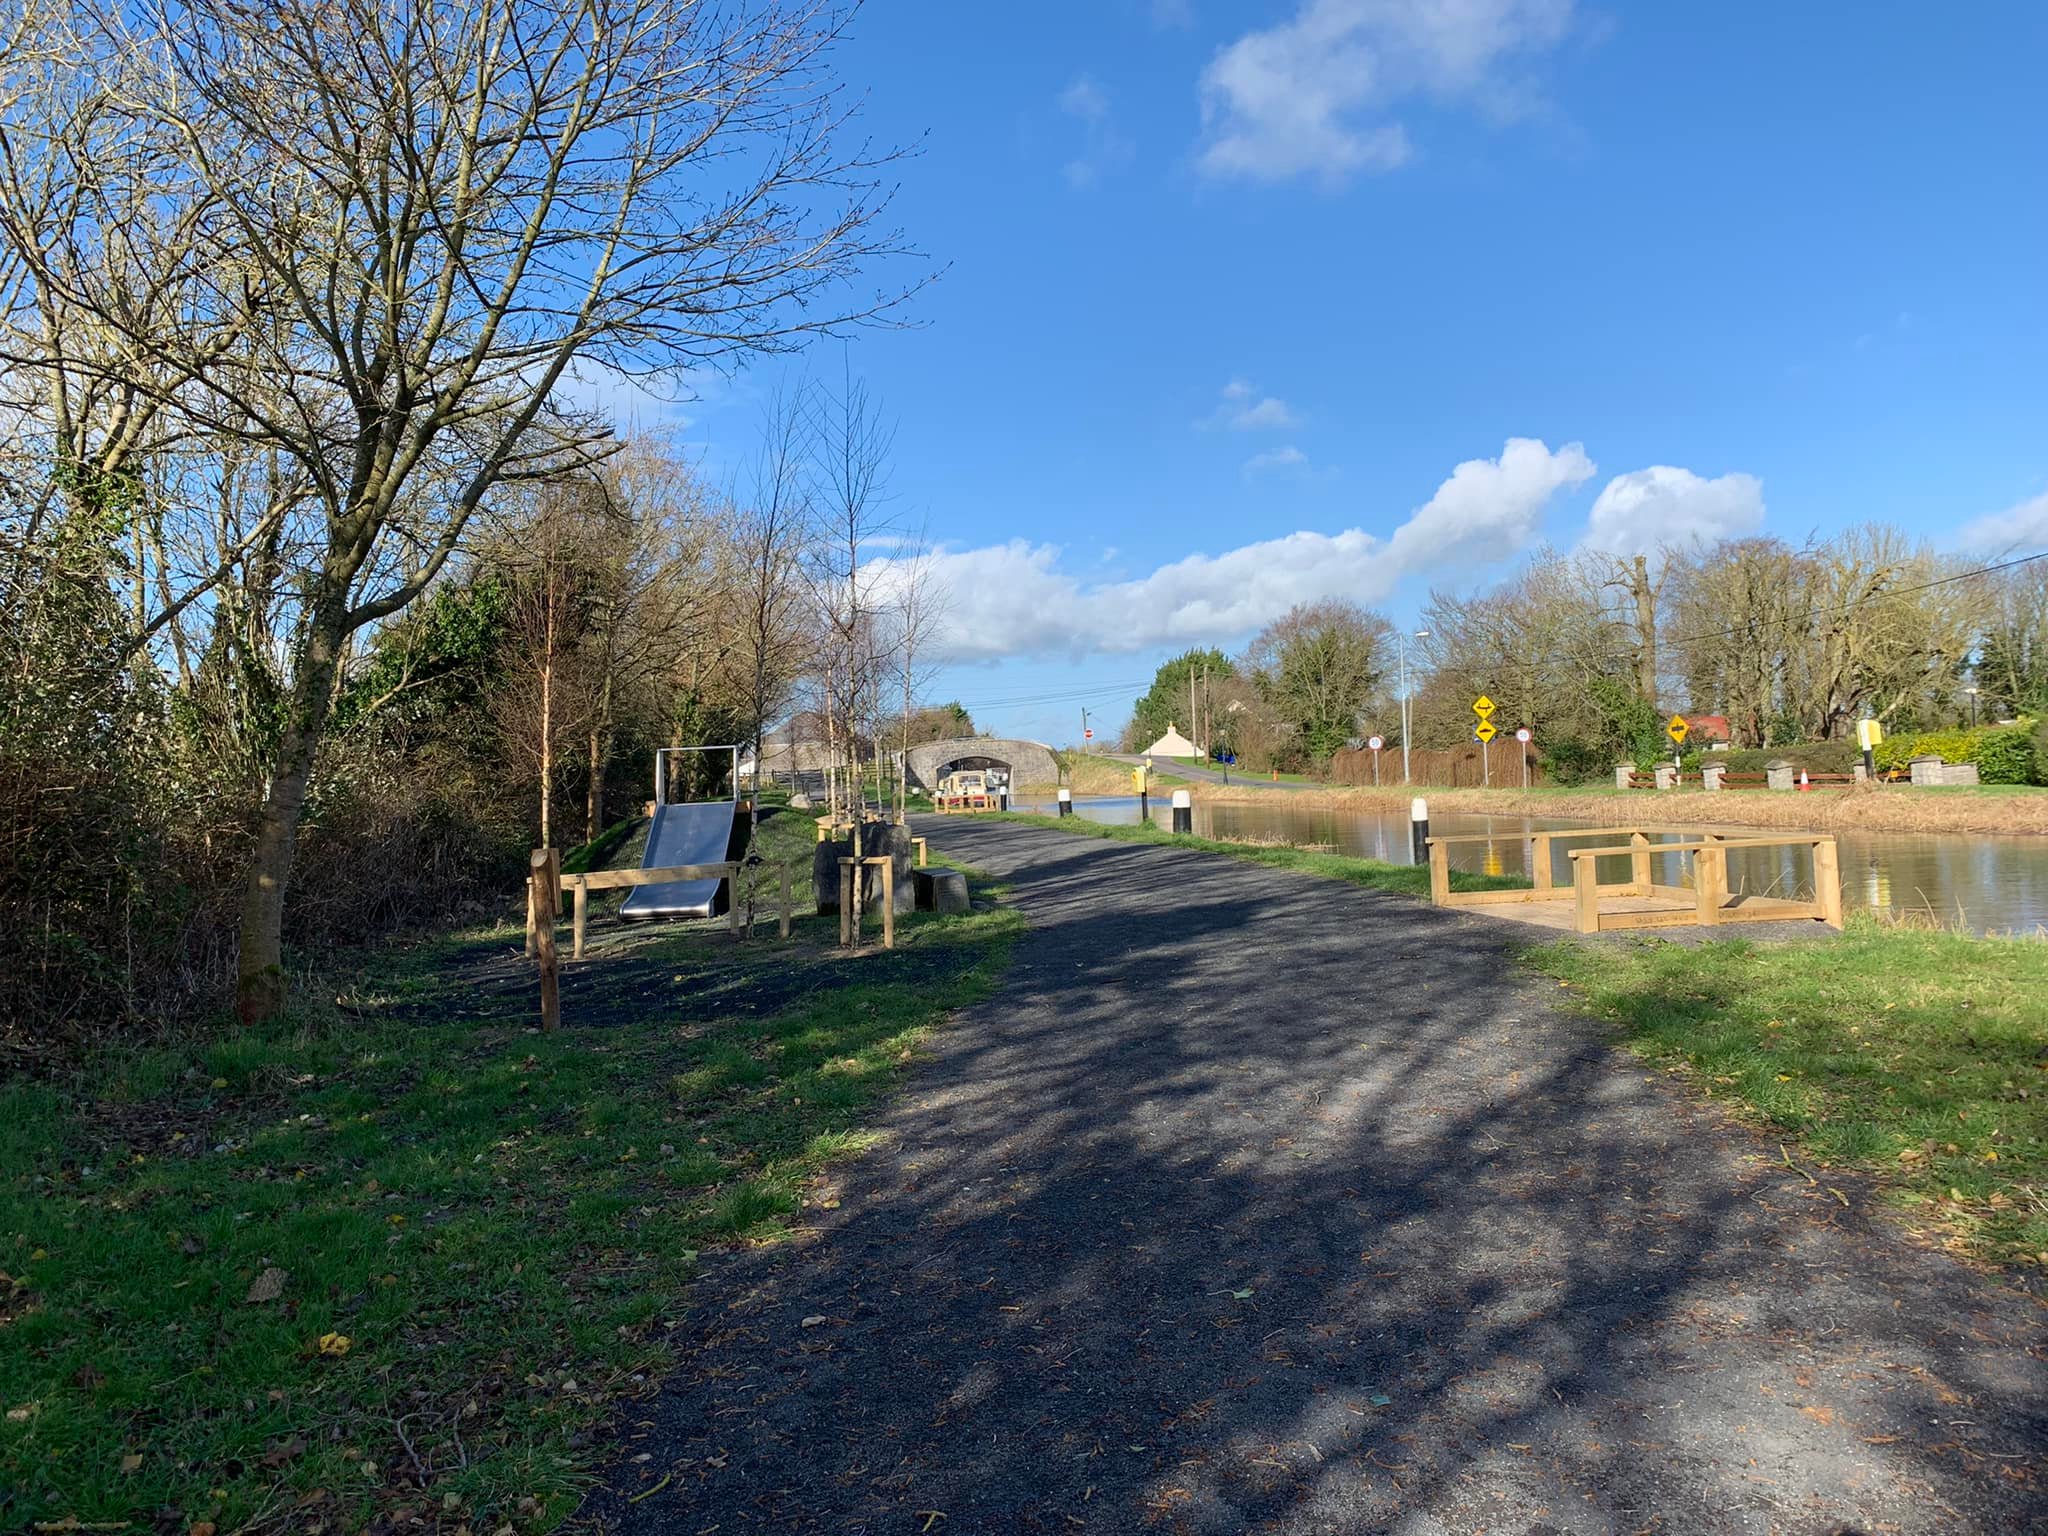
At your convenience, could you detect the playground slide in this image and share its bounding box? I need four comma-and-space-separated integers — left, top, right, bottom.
619, 800, 737, 920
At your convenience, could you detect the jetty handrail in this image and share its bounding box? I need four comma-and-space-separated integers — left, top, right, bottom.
1423, 825, 1736, 847
1563, 835, 1832, 859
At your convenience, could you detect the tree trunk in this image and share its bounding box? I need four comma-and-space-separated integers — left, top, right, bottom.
1630, 553, 1658, 706
538, 652, 554, 850
235, 598, 347, 1025
585, 667, 613, 841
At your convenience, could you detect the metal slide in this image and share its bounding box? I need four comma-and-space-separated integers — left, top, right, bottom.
619, 798, 737, 919
619, 745, 741, 920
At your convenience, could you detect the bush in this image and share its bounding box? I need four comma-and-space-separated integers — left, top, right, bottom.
1720, 740, 1860, 776
1973, 726, 2039, 786
1873, 729, 1977, 774
1539, 736, 1615, 786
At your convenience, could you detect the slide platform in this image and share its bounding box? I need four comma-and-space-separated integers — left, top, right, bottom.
619, 800, 736, 920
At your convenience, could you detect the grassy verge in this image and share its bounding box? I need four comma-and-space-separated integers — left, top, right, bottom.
0, 820, 1019, 1533
968, 810, 1524, 898
1528, 919, 2048, 1273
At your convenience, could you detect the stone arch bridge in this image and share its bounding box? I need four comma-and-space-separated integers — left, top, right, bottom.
904, 736, 1060, 793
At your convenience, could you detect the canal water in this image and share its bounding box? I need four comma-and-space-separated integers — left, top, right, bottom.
1017, 795, 2048, 936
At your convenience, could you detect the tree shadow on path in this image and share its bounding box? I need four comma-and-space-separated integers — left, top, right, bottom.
579, 822, 2047, 1535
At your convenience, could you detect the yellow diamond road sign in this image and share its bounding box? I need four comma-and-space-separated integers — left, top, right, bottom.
1667, 714, 1689, 744
1474, 720, 1498, 744
1472, 695, 1496, 718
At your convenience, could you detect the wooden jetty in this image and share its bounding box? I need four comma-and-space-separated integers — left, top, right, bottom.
1426, 825, 1843, 935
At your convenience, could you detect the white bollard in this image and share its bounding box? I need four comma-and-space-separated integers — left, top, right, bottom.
1056, 786, 1073, 817
1410, 796, 1429, 865
1171, 787, 1192, 834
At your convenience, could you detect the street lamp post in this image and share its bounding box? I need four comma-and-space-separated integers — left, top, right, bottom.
1965, 687, 1979, 728
1398, 628, 1431, 785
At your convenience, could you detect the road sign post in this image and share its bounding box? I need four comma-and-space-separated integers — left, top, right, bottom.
1368, 734, 1383, 787
1472, 697, 1497, 788
1666, 714, 1688, 778
1515, 725, 1532, 788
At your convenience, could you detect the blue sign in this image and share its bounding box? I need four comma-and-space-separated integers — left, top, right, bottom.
1224, 752, 1237, 765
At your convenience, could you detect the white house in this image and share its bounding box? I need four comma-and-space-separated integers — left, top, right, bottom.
1141, 722, 1199, 758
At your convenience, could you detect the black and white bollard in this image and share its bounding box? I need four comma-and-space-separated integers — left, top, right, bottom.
1410, 796, 1429, 865
1171, 787, 1192, 835
998, 788, 1010, 812
1056, 787, 1073, 817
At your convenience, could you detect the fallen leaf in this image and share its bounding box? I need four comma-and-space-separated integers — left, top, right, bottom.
120, 1453, 143, 1473
801, 1315, 828, 1328
316, 1332, 351, 1357
246, 1268, 288, 1304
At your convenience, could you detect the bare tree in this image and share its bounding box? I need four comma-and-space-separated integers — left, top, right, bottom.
803, 363, 898, 915
0, 0, 910, 1019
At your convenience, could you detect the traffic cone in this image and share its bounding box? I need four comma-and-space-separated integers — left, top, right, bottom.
1798, 769, 1810, 792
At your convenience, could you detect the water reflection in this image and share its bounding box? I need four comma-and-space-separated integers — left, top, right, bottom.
1016, 796, 2048, 935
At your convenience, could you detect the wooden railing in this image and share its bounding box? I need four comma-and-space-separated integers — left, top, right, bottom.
1425, 826, 1843, 934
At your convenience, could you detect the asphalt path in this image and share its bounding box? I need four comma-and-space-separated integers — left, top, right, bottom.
583, 819, 2046, 1535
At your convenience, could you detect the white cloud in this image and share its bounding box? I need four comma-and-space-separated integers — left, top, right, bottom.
1196, 0, 1576, 184
1243, 444, 1309, 476
1958, 489, 2048, 554
1579, 466, 1765, 557
1201, 377, 1299, 431
873, 437, 1592, 663
1058, 75, 1134, 188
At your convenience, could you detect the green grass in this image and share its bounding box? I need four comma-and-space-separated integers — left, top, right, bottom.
969, 810, 1525, 898
1528, 917, 2048, 1272
1165, 756, 1323, 785
0, 840, 1019, 1534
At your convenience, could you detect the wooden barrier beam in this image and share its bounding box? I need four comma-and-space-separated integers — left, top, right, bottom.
561, 863, 736, 892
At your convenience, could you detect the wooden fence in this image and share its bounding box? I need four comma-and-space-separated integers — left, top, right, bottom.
1328, 743, 1543, 788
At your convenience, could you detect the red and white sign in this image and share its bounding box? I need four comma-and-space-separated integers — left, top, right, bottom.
1083, 727, 1093, 739
1367, 735, 1384, 751
1515, 727, 1532, 743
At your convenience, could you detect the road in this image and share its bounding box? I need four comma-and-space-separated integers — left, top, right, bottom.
1108, 751, 1326, 791
585, 819, 2046, 1535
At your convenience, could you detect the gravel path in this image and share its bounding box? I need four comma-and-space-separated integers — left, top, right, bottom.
582, 820, 2046, 1535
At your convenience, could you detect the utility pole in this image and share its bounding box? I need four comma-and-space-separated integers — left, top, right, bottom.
1398, 628, 1431, 786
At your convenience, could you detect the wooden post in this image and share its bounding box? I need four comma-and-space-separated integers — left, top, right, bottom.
525, 872, 539, 958
1813, 837, 1844, 928
1572, 853, 1601, 934
839, 862, 854, 947
1427, 839, 1451, 906
533, 848, 561, 1032
572, 880, 588, 960
1531, 832, 1553, 893
1693, 844, 1726, 926
728, 863, 742, 939
881, 860, 895, 950
780, 867, 792, 940
1629, 831, 1652, 896
914, 836, 928, 867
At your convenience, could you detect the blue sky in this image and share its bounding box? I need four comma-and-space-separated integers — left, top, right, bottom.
668, 2, 2048, 746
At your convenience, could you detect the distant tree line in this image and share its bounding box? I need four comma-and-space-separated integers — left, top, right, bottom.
1120, 529, 2045, 781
